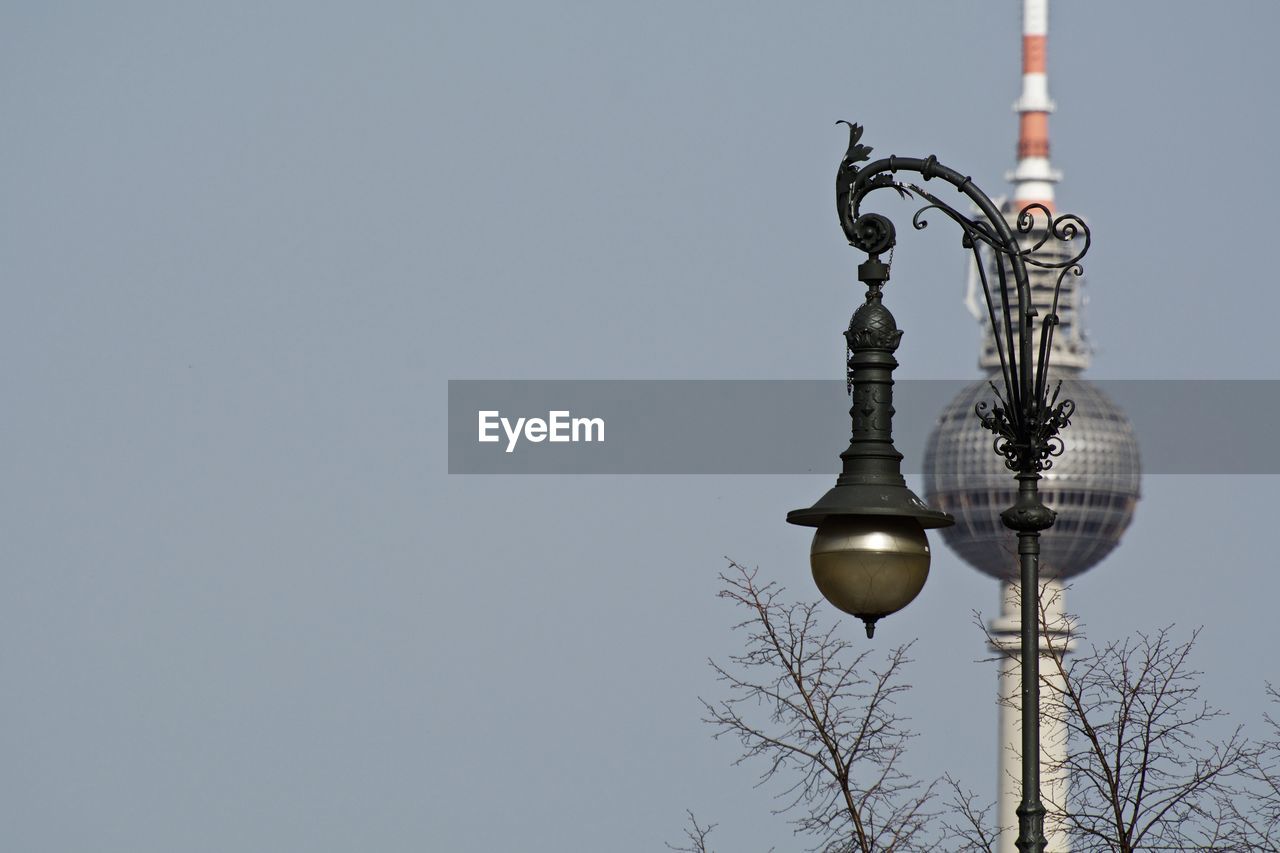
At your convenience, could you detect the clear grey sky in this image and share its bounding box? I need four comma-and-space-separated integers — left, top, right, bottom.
3, 2, 1278, 851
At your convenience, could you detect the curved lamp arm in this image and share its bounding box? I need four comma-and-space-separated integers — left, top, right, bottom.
834, 121, 1089, 476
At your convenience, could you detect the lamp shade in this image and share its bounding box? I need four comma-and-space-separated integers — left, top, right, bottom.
810, 515, 932, 637
786, 481, 954, 529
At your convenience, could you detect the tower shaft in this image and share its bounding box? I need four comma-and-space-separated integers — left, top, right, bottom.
989, 581, 1073, 851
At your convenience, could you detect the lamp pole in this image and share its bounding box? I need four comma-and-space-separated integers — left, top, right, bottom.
788, 123, 1090, 853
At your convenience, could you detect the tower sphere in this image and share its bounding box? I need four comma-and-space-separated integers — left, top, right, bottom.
923, 377, 1140, 581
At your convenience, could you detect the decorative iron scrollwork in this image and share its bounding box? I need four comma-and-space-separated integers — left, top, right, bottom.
975, 381, 1076, 473
850, 212, 896, 256
835, 121, 1092, 476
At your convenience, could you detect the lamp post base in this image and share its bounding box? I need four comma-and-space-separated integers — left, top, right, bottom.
1015, 800, 1048, 852
1006, 472, 1054, 853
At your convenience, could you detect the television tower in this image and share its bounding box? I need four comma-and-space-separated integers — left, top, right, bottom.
922, 1, 1142, 848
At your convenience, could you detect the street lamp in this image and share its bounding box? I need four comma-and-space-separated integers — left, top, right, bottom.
787, 122, 1089, 853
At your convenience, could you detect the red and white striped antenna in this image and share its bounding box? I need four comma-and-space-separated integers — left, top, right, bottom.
969, 0, 1089, 372
1007, 0, 1062, 211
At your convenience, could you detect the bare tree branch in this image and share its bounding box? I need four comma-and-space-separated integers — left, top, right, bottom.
699, 560, 938, 852
937, 775, 997, 852
682, 564, 1276, 850
1226, 683, 1280, 850
1027, 589, 1256, 852
667, 811, 718, 853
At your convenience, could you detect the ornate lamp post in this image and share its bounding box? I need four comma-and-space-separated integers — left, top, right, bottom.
787, 122, 1090, 853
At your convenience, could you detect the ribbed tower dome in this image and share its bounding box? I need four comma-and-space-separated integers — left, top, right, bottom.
923, 376, 1141, 580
